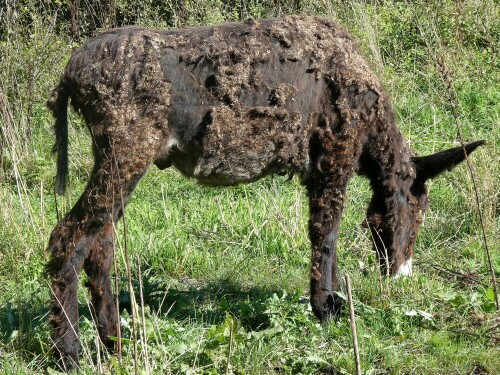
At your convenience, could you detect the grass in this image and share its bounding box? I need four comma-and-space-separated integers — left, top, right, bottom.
1, 0, 499, 373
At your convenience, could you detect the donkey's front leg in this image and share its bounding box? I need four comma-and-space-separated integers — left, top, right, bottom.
307, 175, 348, 320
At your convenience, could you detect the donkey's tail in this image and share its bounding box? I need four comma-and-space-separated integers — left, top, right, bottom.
47, 79, 70, 195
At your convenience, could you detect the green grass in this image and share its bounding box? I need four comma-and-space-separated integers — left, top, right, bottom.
1, 0, 499, 373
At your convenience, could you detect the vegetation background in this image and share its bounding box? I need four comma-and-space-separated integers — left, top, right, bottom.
0, 0, 498, 373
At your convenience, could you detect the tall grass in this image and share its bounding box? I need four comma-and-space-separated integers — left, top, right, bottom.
0, 0, 498, 373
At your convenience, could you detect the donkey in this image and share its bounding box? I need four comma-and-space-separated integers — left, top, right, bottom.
46, 16, 483, 369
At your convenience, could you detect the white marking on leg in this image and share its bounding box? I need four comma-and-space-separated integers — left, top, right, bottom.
394, 257, 413, 278
157, 136, 181, 160
166, 136, 180, 150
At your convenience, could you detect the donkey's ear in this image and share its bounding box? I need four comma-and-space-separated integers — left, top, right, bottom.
412, 140, 485, 182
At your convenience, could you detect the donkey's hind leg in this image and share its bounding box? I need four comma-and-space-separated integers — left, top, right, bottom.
46, 201, 99, 371
84, 222, 118, 350
47, 139, 158, 370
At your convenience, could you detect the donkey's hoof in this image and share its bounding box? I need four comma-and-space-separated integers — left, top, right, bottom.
311, 293, 345, 321
57, 355, 80, 373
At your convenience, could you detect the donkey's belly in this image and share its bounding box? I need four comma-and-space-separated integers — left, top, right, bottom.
170, 105, 310, 186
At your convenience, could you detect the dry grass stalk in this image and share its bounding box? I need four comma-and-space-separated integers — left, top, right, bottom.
120, 192, 139, 375
137, 257, 151, 374
112, 233, 122, 363
345, 274, 361, 375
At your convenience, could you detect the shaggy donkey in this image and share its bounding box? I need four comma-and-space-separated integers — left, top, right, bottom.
47, 16, 483, 369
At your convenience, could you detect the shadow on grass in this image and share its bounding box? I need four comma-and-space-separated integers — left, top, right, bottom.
0, 272, 311, 369
0, 296, 52, 366
117, 273, 310, 331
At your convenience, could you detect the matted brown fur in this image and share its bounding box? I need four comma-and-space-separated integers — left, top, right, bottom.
46, 15, 484, 370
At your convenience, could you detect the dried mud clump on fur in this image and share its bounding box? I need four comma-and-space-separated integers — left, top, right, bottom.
269, 83, 297, 106
194, 106, 307, 184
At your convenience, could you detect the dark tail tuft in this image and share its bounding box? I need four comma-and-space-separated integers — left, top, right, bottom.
48, 81, 69, 195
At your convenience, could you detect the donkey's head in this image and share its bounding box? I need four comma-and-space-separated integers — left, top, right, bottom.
366, 140, 485, 277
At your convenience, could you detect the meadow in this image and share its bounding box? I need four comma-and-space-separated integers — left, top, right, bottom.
0, 0, 498, 373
